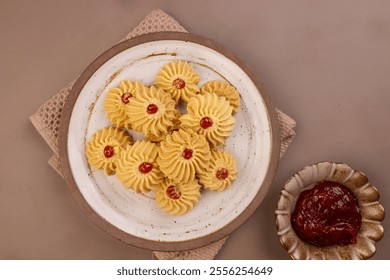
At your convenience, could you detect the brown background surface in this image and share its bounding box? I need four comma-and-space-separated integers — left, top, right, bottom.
0, 0, 389, 259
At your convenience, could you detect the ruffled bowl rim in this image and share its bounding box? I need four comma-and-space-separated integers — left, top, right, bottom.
275, 161, 385, 260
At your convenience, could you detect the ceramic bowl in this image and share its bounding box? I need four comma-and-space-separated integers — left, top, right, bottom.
275, 161, 385, 259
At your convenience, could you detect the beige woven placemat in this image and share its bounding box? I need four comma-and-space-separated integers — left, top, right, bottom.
30, 9, 296, 260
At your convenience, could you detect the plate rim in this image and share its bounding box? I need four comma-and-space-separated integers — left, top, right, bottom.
58, 31, 281, 251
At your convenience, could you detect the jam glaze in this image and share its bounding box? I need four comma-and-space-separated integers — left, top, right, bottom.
172, 77, 186, 89
200, 116, 213, 129
182, 148, 193, 160
166, 185, 181, 200
103, 145, 115, 158
216, 168, 229, 180
146, 103, 159, 114
121, 92, 132, 104
291, 181, 362, 247
138, 162, 153, 174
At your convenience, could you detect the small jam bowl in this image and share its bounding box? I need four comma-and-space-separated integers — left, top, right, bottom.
275, 162, 385, 259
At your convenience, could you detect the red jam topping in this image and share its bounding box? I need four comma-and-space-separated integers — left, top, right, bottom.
216, 168, 229, 180
138, 162, 153, 174
103, 145, 115, 158
121, 92, 132, 104
291, 181, 362, 247
200, 116, 213, 129
166, 185, 181, 200
146, 103, 158, 114
173, 78, 186, 89
182, 148, 193, 160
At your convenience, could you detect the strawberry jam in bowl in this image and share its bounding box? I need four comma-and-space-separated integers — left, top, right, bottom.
276, 162, 385, 259
291, 181, 362, 247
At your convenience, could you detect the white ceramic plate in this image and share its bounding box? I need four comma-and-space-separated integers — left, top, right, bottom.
59, 32, 280, 251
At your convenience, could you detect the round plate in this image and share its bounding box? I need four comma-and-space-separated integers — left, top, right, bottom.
59, 32, 280, 251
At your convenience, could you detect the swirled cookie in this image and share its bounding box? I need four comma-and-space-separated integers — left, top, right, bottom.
104, 80, 146, 129
85, 127, 132, 175
157, 129, 211, 183
198, 149, 238, 192
179, 92, 235, 148
155, 60, 200, 103
116, 140, 163, 193
200, 80, 240, 113
155, 178, 201, 215
145, 109, 182, 143
126, 85, 177, 140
